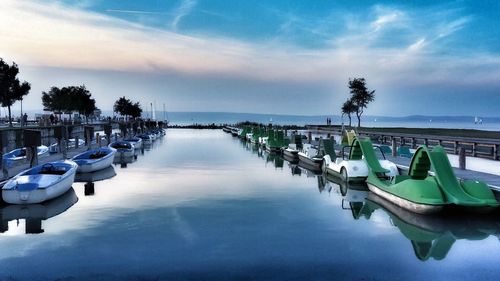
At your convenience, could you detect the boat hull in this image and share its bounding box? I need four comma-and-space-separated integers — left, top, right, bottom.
367, 183, 443, 215
76, 153, 115, 173
3, 168, 76, 205
298, 153, 322, 170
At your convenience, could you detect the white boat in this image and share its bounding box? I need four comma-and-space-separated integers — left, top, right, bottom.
245, 132, 253, 141
297, 143, 324, 170
2, 160, 78, 204
283, 144, 299, 159
49, 139, 85, 153
148, 132, 157, 141
72, 147, 116, 173
109, 141, 135, 157
137, 134, 153, 145
3, 145, 49, 162
123, 136, 143, 150
322, 142, 398, 182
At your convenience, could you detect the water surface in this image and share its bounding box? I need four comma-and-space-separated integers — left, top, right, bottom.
0, 129, 499, 280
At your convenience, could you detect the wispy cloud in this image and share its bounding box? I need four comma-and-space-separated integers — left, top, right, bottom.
171, 0, 197, 31
106, 9, 172, 16
370, 7, 406, 32
0, 0, 498, 90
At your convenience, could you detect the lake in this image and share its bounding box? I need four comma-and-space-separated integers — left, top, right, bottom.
1, 129, 499, 280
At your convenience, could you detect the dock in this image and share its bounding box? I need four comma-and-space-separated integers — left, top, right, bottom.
305, 125, 500, 192
384, 155, 500, 192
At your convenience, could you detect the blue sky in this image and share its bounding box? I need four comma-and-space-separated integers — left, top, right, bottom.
1, 0, 499, 116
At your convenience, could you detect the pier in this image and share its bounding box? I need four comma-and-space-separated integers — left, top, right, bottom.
306, 125, 500, 160
304, 125, 500, 191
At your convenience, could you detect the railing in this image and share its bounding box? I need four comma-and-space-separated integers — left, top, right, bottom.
306, 126, 500, 160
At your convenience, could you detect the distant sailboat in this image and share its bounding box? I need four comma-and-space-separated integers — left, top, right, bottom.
474, 116, 483, 125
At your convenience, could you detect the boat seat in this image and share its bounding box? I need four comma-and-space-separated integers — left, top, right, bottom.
39, 170, 66, 175
89, 152, 106, 159
39, 163, 67, 175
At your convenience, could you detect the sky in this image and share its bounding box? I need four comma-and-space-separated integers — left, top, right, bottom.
0, 0, 499, 117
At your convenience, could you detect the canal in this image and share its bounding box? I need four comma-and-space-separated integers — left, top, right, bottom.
0, 129, 499, 280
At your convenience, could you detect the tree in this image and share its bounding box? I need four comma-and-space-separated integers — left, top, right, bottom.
42, 85, 97, 122
72, 85, 97, 122
42, 86, 69, 120
114, 96, 132, 120
348, 78, 375, 128
129, 102, 142, 119
113, 97, 142, 120
341, 99, 356, 127
0, 59, 31, 127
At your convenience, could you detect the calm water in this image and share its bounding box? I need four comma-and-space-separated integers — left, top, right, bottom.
1, 129, 499, 280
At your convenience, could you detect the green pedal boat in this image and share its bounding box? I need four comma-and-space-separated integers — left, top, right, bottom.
356, 138, 499, 214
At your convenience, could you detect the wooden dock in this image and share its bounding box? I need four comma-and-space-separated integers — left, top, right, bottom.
305, 126, 500, 192
384, 155, 500, 192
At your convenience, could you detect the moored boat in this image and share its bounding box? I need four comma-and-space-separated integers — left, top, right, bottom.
109, 141, 135, 157
72, 147, 116, 173
358, 138, 499, 214
137, 134, 153, 145
322, 138, 398, 182
297, 142, 324, 171
2, 160, 78, 204
123, 136, 143, 150
3, 145, 49, 162
49, 139, 85, 153
282, 134, 302, 161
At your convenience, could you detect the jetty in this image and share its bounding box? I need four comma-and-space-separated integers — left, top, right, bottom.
0, 120, 165, 183
306, 125, 500, 191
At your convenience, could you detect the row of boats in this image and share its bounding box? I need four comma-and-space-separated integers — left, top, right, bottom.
240, 134, 500, 261
1, 129, 166, 205
224, 126, 499, 214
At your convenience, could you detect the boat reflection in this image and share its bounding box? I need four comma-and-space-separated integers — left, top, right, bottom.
113, 154, 137, 168
75, 166, 117, 183
74, 166, 117, 196
265, 152, 284, 169
309, 161, 500, 262
0, 188, 78, 234
350, 191, 500, 261
287, 162, 302, 176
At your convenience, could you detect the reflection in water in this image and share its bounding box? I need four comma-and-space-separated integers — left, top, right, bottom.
0, 130, 499, 280
265, 151, 284, 169
113, 154, 136, 168
75, 166, 117, 183
360, 193, 500, 261
288, 162, 302, 176
0, 188, 78, 234
75, 166, 116, 196
278, 152, 500, 262
75, 166, 117, 196
84, 182, 95, 196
